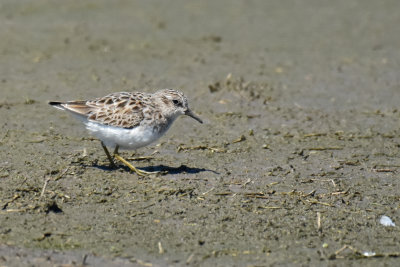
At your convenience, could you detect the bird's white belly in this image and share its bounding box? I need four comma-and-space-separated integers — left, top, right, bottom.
85, 121, 162, 150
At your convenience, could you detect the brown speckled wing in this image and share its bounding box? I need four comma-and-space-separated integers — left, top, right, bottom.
63, 92, 147, 129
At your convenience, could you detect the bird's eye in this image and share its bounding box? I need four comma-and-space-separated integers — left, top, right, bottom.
172, 99, 180, 106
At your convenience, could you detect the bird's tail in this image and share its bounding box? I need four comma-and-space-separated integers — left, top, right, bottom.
48, 101, 66, 111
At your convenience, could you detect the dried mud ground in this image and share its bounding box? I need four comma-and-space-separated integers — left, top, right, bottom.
1, 1, 400, 266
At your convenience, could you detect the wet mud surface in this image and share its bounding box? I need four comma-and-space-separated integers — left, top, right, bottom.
1, 1, 400, 266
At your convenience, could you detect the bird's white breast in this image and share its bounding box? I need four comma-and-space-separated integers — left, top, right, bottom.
85, 121, 163, 150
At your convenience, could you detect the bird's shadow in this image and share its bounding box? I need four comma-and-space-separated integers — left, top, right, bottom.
90, 162, 218, 175
142, 164, 217, 175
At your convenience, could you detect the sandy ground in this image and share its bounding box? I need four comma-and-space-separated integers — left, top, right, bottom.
1, 0, 400, 266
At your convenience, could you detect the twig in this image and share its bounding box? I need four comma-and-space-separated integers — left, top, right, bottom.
54, 166, 70, 181
330, 190, 348, 195
158, 241, 164, 254
305, 199, 334, 207
232, 135, 246, 143
0, 208, 26, 214
136, 259, 153, 267
245, 192, 268, 199
372, 168, 396, 173
317, 212, 321, 232
304, 133, 327, 137
40, 177, 51, 199
307, 147, 343, 151
258, 206, 281, 210
202, 187, 215, 195
242, 178, 251, 187
1, 194, 20, 209
186, 253, 194, 264
214, 192, 233, 196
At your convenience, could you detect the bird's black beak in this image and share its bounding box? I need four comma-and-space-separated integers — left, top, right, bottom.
185, 109, 203, 123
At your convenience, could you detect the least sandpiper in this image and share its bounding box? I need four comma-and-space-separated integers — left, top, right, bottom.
49, 89, 203, 175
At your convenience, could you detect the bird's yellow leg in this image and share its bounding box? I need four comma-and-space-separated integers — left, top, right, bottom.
101, 142, 116, 168
113, 154, 158, 176
112, 146, 158, 176
123, 148, 154, 161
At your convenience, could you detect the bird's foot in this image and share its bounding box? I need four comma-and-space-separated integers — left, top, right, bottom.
114, 154, 159, 176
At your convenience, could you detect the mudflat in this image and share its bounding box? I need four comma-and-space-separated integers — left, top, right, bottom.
1, 1, 399, 266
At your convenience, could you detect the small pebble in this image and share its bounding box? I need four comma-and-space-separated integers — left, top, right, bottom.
379, 215, 395, 227
363, 251, 376, 257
